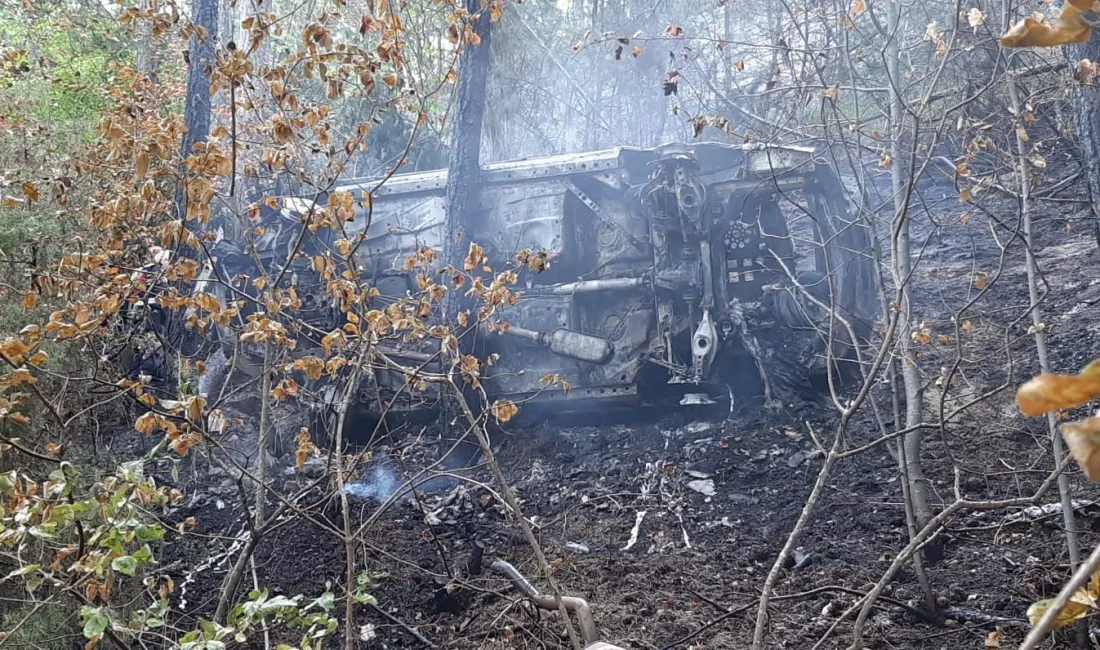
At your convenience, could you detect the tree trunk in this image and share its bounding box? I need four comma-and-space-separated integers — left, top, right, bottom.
135, 0, 158, 82
885, 0, 932, 534
1069, 38, 1100, 249
218, 0, 236, 50
180, 0, 218, 163
169, 0, 217, 366
1015, 75, 1081, 567
443, 0, 492, 274
885, 0, 936, 616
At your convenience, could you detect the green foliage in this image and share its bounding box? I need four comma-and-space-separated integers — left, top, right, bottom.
0, 602, 80, 650
36, 29, 115, 121
353, 569, 389, 604
0, 460, 168, 642
166, 590, 338, 650
0, 16, 117, 122
0, 456, 341, 649
0, 207, 66, 254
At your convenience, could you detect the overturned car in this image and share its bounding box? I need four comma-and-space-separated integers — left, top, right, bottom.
194, 142, 877, 442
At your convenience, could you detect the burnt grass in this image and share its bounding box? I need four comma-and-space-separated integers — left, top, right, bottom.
152, 185, 1100, 649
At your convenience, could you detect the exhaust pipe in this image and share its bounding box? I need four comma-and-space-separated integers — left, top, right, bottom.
500, 326, 615, 365
491, 560, 625, 650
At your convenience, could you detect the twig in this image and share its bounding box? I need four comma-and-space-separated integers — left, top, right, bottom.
334, 358, 366, 650
367, 603, 437, 649
663, 584, 930, 650
751, 425, 844, 648
842, 456, 1073, 649
1018, 540, 1100, 650
447, 377, 584, 650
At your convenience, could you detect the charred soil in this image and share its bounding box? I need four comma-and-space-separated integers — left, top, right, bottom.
149, 187, 1100, 649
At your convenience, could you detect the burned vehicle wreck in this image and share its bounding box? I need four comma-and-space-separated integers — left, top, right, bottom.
199, 142, 876, 440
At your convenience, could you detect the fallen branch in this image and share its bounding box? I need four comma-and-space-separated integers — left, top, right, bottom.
367, 603, 437, 649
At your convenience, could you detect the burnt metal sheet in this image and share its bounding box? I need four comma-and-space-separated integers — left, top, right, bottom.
324, 142, 819, 200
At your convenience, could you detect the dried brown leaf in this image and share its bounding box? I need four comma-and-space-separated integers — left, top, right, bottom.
1060, 417, 1100, 479
463, 242, 485, 271
490, 399, 519, 423
967, 7, 988, 31
1026, 593, 1093, 628
1077, 58, 1099, 84
1017, 359, 1100, 416
1090, 564, 1100, 600
1000, 2, 1091, 48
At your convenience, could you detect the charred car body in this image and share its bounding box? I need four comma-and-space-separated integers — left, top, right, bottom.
196, 142, 876, 439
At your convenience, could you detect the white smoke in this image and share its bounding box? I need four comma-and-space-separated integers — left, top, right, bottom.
345, 461, 399, 502
197, 347, 228, 398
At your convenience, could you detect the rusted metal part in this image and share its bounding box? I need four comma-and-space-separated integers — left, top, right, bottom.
490, 559, 602, 648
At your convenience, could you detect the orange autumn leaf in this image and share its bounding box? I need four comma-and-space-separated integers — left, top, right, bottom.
321, 329, 347, 356
464, 242, 485, 272
1059, 417, 1100, 480
293, 356, 325, 380
295, 430, 317, 468
168, 437, 193, 456
0, 339, 29, 363
1068, 0, 1100, 10
185, 395, 206, 423
1000, 2, 1091, 48
1017, 360, 1100, 416
490, 399, 519, 423
135, 412, 158, 435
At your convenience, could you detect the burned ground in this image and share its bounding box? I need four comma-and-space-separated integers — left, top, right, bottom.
142, 186, 1100, 650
